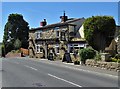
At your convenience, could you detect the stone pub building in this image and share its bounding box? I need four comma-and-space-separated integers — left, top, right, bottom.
29, 12, 87, 60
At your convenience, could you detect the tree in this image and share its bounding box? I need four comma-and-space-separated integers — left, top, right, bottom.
1, 44, 5, 57
3, 13, 29, 54
83, 16, 116, 51
14, 39, 21, 50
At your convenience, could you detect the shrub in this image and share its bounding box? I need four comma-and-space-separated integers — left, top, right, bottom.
11, 50, 16, 53
95, 52, 101, 61
15, 50, 21, 53
118, 59, 120, 63
111, 58, 117, 62
115, 54, 120, 59
79, 47, 96, 64
74, 61, 80, 65
109, 57, 120, 63
11, 50, 21, 53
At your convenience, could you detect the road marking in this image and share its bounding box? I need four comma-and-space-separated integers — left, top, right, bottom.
48, 73, 82, 87
24, 65, 38, 71
23, 58, 118, 78
45, 61, 118, 78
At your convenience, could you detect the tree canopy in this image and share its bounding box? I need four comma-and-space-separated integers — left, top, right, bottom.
14, 39, 21, 50
3, 13, 29, 54
83, 16, 116, 51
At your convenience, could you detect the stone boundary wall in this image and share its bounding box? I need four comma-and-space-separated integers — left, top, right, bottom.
86, 59, 120, 72
5, 53, 21, 58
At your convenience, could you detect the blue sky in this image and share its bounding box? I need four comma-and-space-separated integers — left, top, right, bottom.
1, 2, 119, 42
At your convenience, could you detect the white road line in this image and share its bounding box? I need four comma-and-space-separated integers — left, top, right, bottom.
45, 61, 118, 78
48, 73, 82, 87
23, 59, 118, 78
24, 65, 38, 71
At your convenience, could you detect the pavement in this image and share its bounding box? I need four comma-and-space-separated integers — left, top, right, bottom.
1, 57, 119, 87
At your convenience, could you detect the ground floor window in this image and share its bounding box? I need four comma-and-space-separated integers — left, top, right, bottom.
55, 44, 60, 54
36, 44, 43, 53
56, 47, 59, 53
68, 43, 86, 54
69, 47, 74, 53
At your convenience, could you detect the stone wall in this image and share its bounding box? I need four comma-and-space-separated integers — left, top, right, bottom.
117, 38, 120, 54
86, 59, 120, 72
5, 53, 21, 58
29, 32, 36, 58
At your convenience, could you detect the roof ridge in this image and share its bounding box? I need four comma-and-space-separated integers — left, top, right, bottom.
30, 18, 84, 31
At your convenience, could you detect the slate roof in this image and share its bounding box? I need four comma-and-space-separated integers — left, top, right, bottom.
30, 18, 84, 31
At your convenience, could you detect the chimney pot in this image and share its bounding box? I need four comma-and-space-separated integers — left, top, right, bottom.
40, 19, 47, 27
60, 11, 68, 22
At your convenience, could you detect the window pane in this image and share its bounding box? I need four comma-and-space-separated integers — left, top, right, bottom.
36, 45, 39, 52
40, 47, 43, 52
37, 33, 39, 38
61, 32, 65, 41
56, 31, 59, 37
74, 47, 79, 49
56, 47, 59, 53
80, 47, 84, 49
40, 33, 42, 37
70, 47, 74, 53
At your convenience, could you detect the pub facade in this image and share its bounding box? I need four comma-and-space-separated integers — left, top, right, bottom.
29, 12, 87, 60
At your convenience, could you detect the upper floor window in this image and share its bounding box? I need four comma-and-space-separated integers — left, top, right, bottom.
36, 32, 42, 39
60, 32, 66, 41
56, 31, 60, 37
54, 27, 59, 30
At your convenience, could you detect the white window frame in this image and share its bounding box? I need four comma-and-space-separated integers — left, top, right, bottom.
55, 44, 60, 54
35, 32, 42, 39
68, 44, 74, 54
56, 31, 60, 38
55, 27, 60, 38
68, 43, 86, 54
61, 31, 66, 41
36, 44, 43, 53
40, 47, 43, 53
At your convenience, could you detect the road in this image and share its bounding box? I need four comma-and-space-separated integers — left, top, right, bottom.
1, 57, 119, 87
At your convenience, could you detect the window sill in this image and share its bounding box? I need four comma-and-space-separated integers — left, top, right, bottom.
36, 52, 43, 54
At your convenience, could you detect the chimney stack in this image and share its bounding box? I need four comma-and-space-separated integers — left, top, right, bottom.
60, 11, 68, 22
40, 19, 47, 27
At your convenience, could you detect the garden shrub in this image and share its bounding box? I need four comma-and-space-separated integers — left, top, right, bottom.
115, 54, 120, 59
95, 52, 101, 61
79, 47, 96, 64
74, 61, 80, 65
110, 57, 120, 63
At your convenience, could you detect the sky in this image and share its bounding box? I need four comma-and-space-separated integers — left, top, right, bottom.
0, 2, 119, 42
